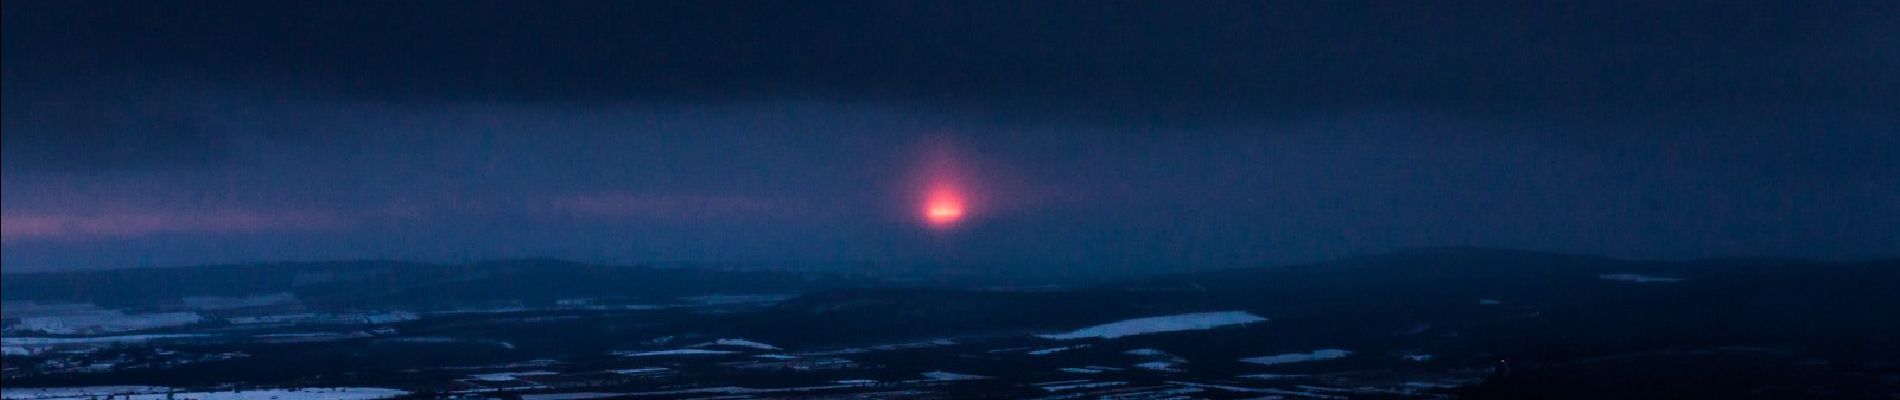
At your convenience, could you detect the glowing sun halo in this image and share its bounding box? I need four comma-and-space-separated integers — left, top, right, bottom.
926, 202, 964, 225
916, 137, 975, 230
923, 186, 966, 228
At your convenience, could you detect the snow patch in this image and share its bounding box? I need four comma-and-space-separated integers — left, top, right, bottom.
608, 367, 671, 376
691, 338, 779, 350
519, 394, 621, 400
615, 349, 739, 357
1241, 349, 1353, 366
2, 334, 208, 346
1599, 273, 1684, 283
469, 371, 558, 381
1123, 348, 1168, 356
1038, 311, 1266, 340
680, 294, 794, 306
1, 387, 405, 400
1027, 344, 1090, 355
920, 371, 989, 381
1239, 373, 1307, 380
362, 311, 419, 324
1134, 361, 1183, 372
14, 312, 202, 334
1037, 381, 1127, 392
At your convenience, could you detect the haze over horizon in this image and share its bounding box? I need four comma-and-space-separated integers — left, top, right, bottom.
5, 1, 1897, 272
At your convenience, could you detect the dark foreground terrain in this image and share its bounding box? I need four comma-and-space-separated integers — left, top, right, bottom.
4, 249, 1897, 399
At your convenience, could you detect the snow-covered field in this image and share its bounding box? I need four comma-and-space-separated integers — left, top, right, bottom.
1135, 361, 1183, 372
1, 387, 406, 400
920, 371, 988, 381
614, 349, 739, 357
1, 386, 173, 400
609, 367, 672, 376
1239, 373, 1306, 380
690, 338, 779, 350
1037, 311, 1266, 340
469, 371, 559, 381
224, 313, 321, 325
679, 294, 795, 306
12, 311, 203, 335
252, 332, 371, 343
362, 311, 420, 324
1240, 349, 1353, 366
1123, 348, 1168, 356
1026, 344, 1089, 355
519, 393, 622, 400
1598, 273, 1684, 283
220, 311, 417, 325
1036, 380, 1127, 392
2, 334, 209, 346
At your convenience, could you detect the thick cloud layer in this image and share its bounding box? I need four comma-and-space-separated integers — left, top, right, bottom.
3, 1, 1896, 271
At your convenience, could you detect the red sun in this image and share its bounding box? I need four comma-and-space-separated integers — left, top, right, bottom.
923, 186, 966, 228
916, 137, 975, 230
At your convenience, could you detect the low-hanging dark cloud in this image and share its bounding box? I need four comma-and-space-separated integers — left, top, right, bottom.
10, 1, 1896, 112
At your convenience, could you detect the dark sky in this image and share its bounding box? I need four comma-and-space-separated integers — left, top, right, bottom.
4, 1, 1896, 272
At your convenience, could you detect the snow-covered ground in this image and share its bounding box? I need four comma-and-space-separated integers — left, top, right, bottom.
1037, 311, 1267, 340
1036, 380, 1127, 392
920, 371, 989, 381
1599, 273, 1684, 283
1123, 348, 1168, 356
679, 294, 795, 306
1135, 361, 1183, 372
519, 394, 621, 400
12, 311, 203, 334
1239, 373, 1307, 380
2, 334, 208, 346
1240, 349, 1353, 366
362, 311, 419, 324
503, 384, 859, 399
614, 349, 738, 357
1026, 344, 1089, 355
1, 387, 406, 400
469, 371, 559, 381
1, 386, 173, 399
225, 313, 323, 325
429, 305, 534, 315
691, 338, 779, 350
221, 311, 417, 326
609, 367, 672, 376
